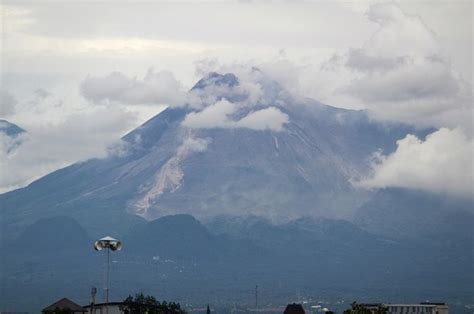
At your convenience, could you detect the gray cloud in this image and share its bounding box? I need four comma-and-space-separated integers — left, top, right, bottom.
80, 67, 268, 111
0, 89, 17, 117
340, 58, 460, 103
337, 3, 470, 129
80, 68, 191, 106
33, 88, 52, 99
345, 49, 411, 74
257, 3, 472, 133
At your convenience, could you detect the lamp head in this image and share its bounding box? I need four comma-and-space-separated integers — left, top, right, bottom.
94, 236, 122, 251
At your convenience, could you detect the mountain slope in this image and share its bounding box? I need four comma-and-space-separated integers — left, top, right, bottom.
0, 73, 426, 241
354, 187, 474, 240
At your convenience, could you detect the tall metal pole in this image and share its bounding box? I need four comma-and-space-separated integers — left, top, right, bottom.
106, 247, 110, 314
95, 236, 121, 314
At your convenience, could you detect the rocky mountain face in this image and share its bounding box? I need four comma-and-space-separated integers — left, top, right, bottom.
0, 73, 426, 241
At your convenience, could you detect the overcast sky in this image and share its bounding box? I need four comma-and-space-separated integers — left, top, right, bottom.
0, 0, 472, 195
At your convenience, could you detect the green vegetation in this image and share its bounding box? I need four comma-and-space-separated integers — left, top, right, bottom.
120, 293, 186, 314
51, 307, 73, 314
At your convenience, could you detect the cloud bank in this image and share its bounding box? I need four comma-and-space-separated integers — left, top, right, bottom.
80, 68, 191, 106
334, 3, 471, 131
249, 3, 472, 133
357, 128, 473, 198
0, 106, 136, 193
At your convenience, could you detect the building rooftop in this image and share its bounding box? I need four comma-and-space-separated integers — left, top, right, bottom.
42, 298, 87, 313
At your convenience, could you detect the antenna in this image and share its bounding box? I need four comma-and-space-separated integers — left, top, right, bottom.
91, 286, 97, 302
91, 287, 97, 313
94, 236, 122, 314
255, 285, 258, 308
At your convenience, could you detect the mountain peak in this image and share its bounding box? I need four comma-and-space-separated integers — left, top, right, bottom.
191, 72, 239, 90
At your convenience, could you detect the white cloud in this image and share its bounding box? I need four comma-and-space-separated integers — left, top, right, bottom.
182, 98, 289, 131
183, 99, 236, 129
237, 107, 289, 131
357, 128, 473, 198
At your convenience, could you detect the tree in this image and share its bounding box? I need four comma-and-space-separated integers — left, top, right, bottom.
120, 293, 187, 314
343, 302, 388, 314
52, 307, 73, 314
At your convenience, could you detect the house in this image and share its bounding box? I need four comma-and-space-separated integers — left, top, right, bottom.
42, 298, 87, 314
83, 302, 124, 314
386, 303, 448, 314
362, 302, 448, 314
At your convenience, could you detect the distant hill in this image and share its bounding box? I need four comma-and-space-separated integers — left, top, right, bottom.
2, 214, 472, 313
6, 216, 91, 254
124, 214, 225, 261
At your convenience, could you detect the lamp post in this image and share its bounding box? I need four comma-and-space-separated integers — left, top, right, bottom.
94, 236, 122, 314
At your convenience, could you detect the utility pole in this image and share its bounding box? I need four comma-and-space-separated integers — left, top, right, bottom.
255, 285, 258, 308
91, 287, 96, 314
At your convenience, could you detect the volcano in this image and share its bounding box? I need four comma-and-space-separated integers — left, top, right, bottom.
0, 72, 425, 240
1, 72, 473, 314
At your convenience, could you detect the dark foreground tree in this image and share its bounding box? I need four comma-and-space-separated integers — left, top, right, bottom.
343, 302, 388, 314
120, 293, 186, 314
52, 307, 73, 314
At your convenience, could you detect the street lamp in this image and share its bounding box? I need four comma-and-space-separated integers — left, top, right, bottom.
94, 236, 122, 314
